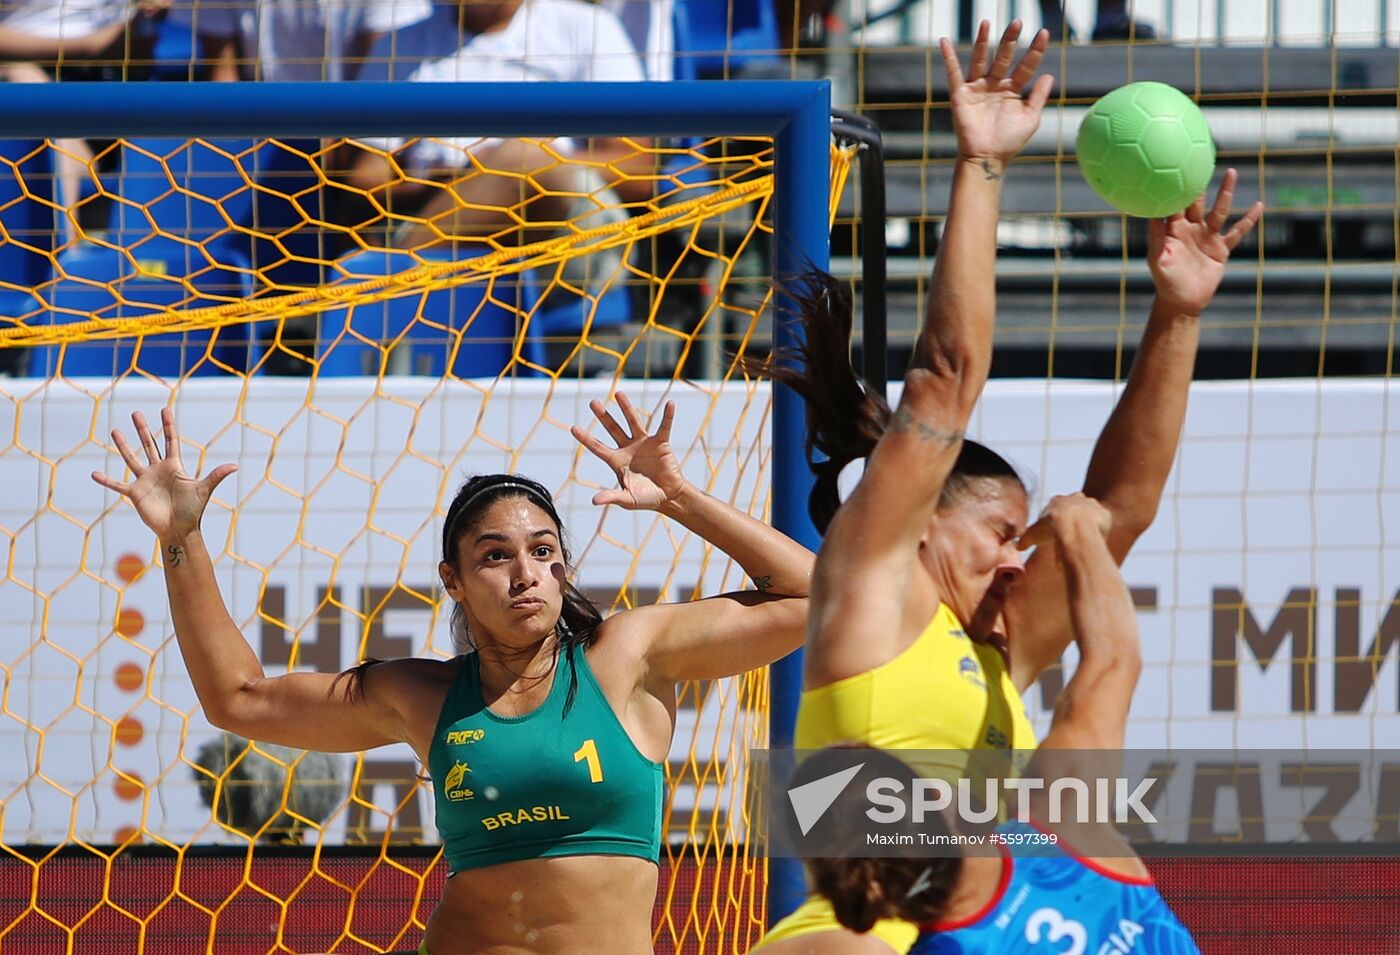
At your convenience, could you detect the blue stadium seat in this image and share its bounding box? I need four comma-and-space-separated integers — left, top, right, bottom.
529, 270, 632, 340
672, 0, 780, 80
109, 137, 332, 291
0, 140, 58, 296
103, 139, 256, 305
104, 137, 257, 276
244, 139, 329, 288
316, 250, 525, 378
34, 137, 261, 377
149, 16, 200, 80
27, 244, 253, 378
666, 0, 782, 203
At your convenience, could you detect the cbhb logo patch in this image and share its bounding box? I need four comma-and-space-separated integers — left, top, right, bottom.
443, 760, 474, 801
959, 655, 986, 689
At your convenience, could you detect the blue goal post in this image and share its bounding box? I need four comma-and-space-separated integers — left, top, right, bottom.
0, 78, 827, 923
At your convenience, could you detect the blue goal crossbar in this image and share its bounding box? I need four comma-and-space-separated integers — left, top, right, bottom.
0, 79, 826, 923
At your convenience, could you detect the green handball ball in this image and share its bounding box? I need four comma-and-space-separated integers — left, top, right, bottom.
1076, 81, 1216, 218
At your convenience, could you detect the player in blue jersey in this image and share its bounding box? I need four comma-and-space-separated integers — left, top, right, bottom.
800, 493, 1200, 953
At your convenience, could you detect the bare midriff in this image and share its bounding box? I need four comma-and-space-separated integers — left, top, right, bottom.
423, 854, 659, 954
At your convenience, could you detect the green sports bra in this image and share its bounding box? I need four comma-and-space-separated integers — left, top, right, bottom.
428, 643, 664, 873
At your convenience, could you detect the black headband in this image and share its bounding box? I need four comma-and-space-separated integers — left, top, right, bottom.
442, 479, 560, 556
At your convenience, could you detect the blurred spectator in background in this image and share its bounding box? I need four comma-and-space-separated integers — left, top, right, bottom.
169, 0, 430, 81
581, 0, 795, 83
344, 0, 653, 250
598, 0, 672, 80
0, 0, 174, 216
0, 0, 170, 77
1038, 0, 1155, 40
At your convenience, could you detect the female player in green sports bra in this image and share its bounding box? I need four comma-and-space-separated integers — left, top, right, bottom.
755, 19, 1263, 955
91, 393, 814, 955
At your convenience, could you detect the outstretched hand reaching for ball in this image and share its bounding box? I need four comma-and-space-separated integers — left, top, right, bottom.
91, 409, 238, 545
940, 19, 1055, 168
1148, 168, 1264, 317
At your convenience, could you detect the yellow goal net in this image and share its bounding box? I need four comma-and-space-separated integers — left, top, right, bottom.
0, 118, 853, 953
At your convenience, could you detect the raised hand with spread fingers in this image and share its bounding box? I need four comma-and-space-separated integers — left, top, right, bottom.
1149, 168, 1264, 318
570, 392, 812, 598
570, 393, 686, 512
568, 392, 812, 682
91, 409, 237, 551
1006, 173, 1264, 689
913, 20, 1056, 379
940, 19, 1055, 173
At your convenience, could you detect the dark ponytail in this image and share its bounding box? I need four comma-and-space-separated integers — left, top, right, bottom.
808, 855, 961, 934
751, 269, 1024, 532
814, 857, 895, 934
751, 270, 892, 533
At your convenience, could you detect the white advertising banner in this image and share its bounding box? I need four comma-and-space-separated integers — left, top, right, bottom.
0, 375, 1396, 845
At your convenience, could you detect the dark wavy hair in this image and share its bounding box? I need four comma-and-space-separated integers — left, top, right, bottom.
439, 473, 604, 715
751, 269, 1025, 533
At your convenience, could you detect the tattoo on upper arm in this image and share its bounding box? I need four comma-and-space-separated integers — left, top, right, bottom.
890, 407, 964, 448
753, 575, 773, 593
166, 545, 184, 567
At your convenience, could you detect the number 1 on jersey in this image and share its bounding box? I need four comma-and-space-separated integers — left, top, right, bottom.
573, 738, 603, 783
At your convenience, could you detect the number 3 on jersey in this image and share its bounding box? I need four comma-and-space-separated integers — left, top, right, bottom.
573, 738, 604, 783
1024, 908, 1086, 955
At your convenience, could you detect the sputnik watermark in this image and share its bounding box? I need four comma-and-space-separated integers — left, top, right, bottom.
865, 776, 1159, 826
763, 748, 1400, 858
787, 761, 864, 836
788, 771, 1159, 835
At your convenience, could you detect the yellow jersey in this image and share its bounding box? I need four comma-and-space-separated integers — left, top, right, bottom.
755, 895, 919, 952
795, 602, 1035, 757
752, 604, 1037, 953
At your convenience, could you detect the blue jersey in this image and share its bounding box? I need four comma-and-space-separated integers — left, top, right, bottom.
910, 822, 1199, 955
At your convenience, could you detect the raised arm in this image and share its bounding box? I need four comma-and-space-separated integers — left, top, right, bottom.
91, 410, 416, 754
804, 370, 974, 687
1086, 174, 1261, 546
800, 25, 1050, 688
1020, 495, 1152, 876
1007, 173, 1263, 689
572, 393, 812, 596
570, 394, 812, 682
1021, 494, 1139, 752
912, 20, 1051, 376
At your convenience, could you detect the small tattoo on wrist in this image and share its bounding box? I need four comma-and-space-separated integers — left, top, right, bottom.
890, 408, 964, 447
166, 545, 184, 567
753, 575, 773, 593
980, 158, 1003, 181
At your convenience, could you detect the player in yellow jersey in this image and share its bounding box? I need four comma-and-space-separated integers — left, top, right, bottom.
754, 19, 1262, 954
